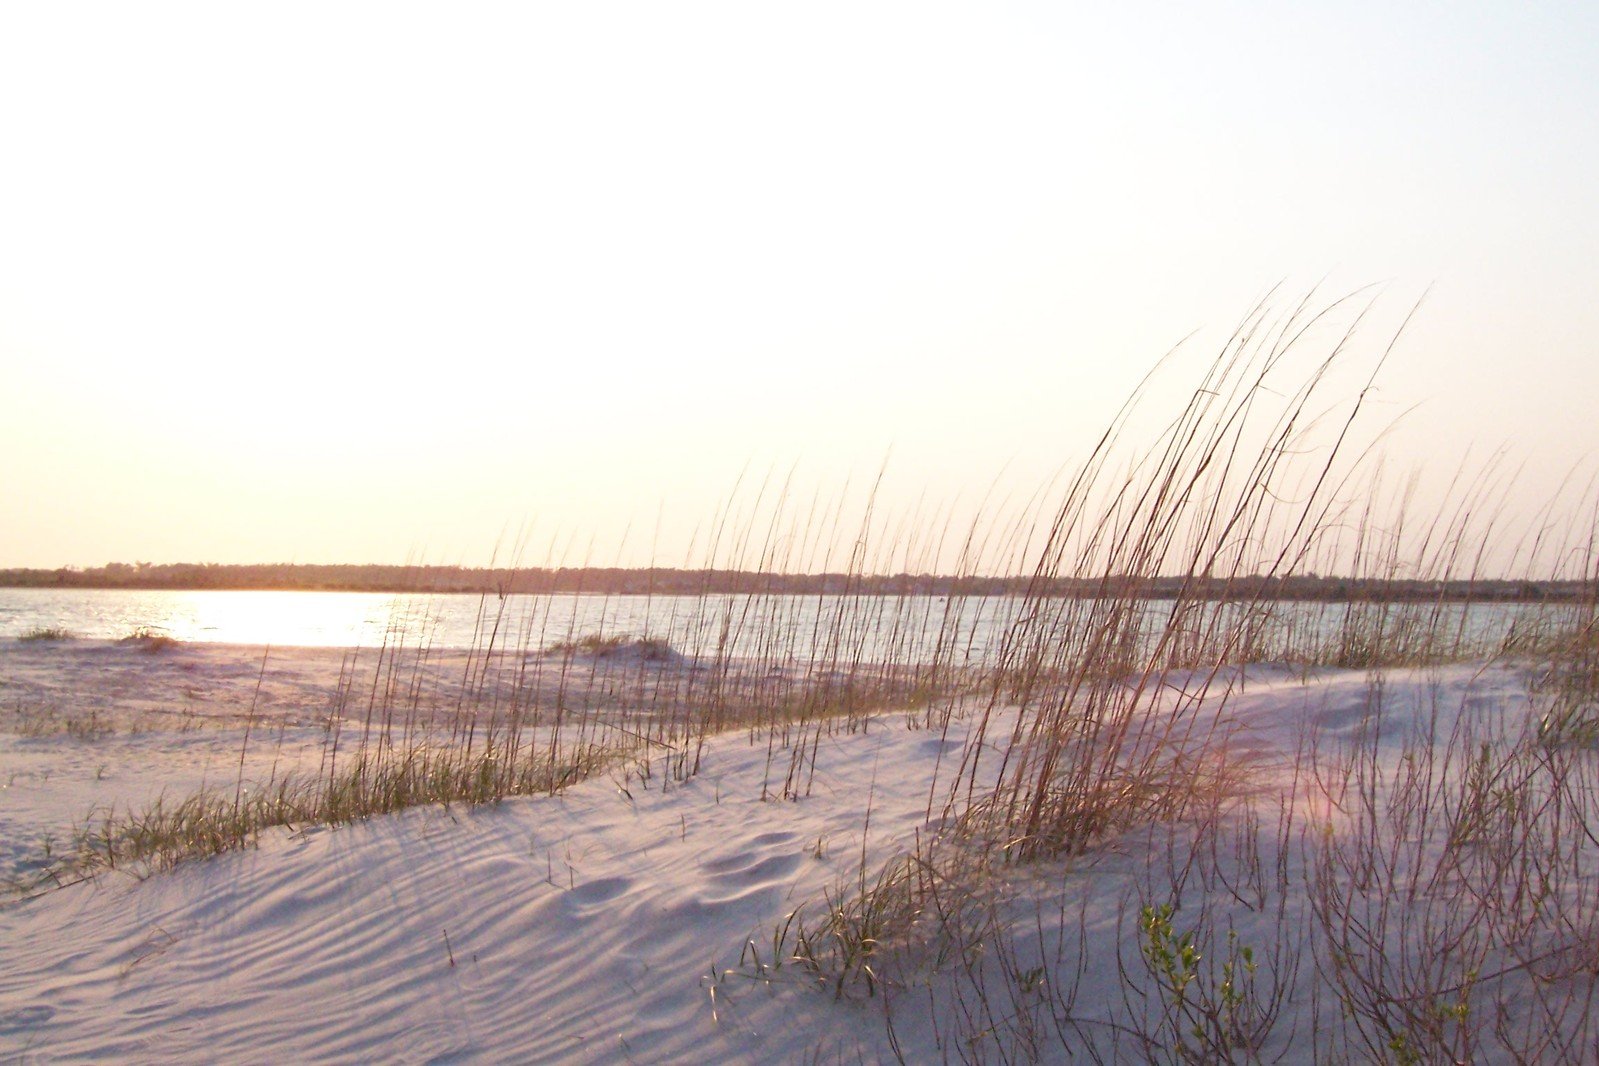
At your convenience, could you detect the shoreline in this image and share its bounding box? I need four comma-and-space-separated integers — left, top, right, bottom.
0, 566, 1585, 602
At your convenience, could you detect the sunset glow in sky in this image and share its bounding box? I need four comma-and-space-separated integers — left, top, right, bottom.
2, 2, 1596, 571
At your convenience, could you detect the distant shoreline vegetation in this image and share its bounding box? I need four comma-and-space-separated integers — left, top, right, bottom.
0, 563, 1577, 602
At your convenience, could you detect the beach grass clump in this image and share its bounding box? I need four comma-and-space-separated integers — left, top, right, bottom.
4, 702, 114, 740
778, 854, 925, 999
28, 737, 621, 887
755, 831, 992, 1001
542, 633, 680, 663
118, 626, 180, 653
18, 626, 74, 642
939, 294, 1400, 864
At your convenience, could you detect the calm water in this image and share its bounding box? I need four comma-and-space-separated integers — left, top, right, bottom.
0, 587, 1559, 665
0, 588, 672, 649
0, 588, 1018, 660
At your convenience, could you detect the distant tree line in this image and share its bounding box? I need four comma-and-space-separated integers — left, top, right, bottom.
0, 561, 1583, 602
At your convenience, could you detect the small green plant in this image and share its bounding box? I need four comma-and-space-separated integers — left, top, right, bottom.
1366, 981, 1475, 1066
1141, 903, 1203, 1015
1140, 904, 1270, 1063
1446, 742, 1521, 848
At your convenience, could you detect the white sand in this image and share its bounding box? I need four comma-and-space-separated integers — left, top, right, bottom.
1, 642, 1593, 1062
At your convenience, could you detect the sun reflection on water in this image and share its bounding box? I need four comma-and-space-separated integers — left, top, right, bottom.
1, 589, 448, 648
148, 591, 437, 647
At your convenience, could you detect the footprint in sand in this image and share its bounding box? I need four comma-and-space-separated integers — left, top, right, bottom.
565, 875, 632, 908
0, 1004, 56, 1031
699, 829, 799, 875
700, 850, 804, 905
706, 852, 803, 883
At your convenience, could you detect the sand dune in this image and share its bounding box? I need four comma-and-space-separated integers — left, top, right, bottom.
3, 642, 1594, 1062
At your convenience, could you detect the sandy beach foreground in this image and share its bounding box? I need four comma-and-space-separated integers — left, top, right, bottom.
2, 639, 1597, 1062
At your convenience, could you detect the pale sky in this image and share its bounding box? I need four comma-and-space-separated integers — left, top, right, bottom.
2, 1, 1596, 572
